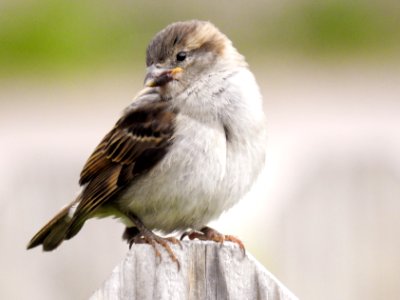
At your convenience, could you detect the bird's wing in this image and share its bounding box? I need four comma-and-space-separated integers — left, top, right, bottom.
67, 95, 176, 237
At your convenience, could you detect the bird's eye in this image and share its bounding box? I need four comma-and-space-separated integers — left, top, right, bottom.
176, 51, 187, 62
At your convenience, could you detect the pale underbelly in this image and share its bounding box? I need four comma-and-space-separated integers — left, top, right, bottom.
118, 117, 229, 232
115, 115, 264, 233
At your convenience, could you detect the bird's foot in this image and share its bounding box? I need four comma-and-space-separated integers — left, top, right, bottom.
126, 215, 182, 270
129, 232, 182, 270
181, 226, 245, 254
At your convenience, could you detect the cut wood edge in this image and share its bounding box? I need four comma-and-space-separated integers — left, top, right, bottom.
90, 241, 298, 300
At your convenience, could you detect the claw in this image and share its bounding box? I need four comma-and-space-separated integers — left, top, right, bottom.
165, 237, 183, 250
126, 214, 181, 270
180, 231, 190, 241
181, 226, 246, 255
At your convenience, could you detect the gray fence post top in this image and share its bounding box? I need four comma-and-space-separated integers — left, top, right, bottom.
90, 241, 298, 300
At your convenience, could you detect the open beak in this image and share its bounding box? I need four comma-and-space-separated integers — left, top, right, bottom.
144, 66, 183, 87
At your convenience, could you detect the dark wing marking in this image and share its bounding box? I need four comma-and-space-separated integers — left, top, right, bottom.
66, 100, 176, 237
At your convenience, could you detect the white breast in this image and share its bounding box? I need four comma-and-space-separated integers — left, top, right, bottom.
119, 67, 266, 233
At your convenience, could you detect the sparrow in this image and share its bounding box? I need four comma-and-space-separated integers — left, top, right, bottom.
27, 20, 267, 267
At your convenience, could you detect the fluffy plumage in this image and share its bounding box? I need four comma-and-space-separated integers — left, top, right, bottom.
27, 20, 266, 252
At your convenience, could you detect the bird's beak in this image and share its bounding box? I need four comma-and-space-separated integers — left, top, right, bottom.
144, 65, 183, 87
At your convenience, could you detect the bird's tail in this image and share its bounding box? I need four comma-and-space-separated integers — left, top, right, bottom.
27, 204, 74, 251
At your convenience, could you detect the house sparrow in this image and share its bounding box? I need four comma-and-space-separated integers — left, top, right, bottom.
27, 20, 266, 267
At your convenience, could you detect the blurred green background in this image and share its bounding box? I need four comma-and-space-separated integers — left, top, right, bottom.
1, 1, 400, 300
1, 0, 399, 76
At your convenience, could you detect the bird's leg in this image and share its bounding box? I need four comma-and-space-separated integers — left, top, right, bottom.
181, 226, 245, 253
126, 213, 182, 269
122, 226, 140, 242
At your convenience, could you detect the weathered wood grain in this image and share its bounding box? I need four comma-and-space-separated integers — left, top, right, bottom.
90, 241, 298, 300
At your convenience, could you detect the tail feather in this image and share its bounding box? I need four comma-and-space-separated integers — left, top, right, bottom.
27, 205, 73, 251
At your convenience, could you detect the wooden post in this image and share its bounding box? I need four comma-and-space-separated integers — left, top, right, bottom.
90, 241, 298, 300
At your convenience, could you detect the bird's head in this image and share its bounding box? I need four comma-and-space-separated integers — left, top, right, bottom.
144, 20, 245, 98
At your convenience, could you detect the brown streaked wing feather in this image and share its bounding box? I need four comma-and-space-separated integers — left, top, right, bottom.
67, 101, 177, 236
79, 130, 115, 185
